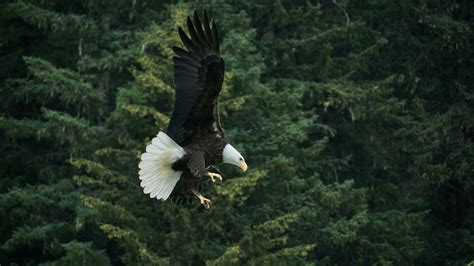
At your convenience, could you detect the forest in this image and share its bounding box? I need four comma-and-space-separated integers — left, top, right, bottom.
0, 0, 473, 265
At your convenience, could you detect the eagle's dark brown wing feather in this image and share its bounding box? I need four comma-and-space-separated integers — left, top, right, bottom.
167, 10, 225, 146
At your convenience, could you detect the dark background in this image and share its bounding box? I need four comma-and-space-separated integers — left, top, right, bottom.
0, 0, 473, 264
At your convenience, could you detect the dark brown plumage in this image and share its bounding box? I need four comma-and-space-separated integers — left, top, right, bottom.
167, 11, 228, 199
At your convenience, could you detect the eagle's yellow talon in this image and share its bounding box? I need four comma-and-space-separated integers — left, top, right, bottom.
208, 172, 223, 184
201, 198, 212, 209
191, 189, 212, 209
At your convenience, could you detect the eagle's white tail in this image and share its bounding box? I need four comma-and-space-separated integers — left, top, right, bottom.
138, 132, 185, 200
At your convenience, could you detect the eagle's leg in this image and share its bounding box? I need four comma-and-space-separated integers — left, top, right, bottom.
208, 172, 223, 184
191, 189, 212, 209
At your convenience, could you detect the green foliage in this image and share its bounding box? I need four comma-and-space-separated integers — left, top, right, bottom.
1, 0, 473, 265
47, 241, 110, 266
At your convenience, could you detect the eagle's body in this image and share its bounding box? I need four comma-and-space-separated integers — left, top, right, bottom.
138, 11, 247, 208
172, 135, 228, 171
169, 134, 227, 200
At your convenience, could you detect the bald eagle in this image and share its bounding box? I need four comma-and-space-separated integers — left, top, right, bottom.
138, 11, 247, 208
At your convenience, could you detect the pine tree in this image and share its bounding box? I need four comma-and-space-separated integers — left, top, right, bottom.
0, 0, 163, 264
1, 0, 472, 264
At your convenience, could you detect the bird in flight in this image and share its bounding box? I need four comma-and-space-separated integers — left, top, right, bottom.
138, 10, 247, 209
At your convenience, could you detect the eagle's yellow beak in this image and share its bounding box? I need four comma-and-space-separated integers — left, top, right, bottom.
240, 161, 248, 172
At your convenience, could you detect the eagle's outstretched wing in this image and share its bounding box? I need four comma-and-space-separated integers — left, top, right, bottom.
166, 10, 225, 146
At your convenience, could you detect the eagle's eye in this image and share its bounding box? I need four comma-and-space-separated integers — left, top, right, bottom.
239, 158, 243, 161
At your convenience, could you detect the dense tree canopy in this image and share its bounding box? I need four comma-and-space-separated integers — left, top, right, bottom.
0, 0, 472, 265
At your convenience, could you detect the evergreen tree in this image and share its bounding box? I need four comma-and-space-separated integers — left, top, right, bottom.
0, 0, 163, 264
0, 0, 472, 264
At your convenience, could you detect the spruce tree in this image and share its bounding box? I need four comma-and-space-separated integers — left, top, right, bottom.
1, 0, 472, 264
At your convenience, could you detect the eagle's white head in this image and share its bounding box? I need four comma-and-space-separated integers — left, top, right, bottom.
222, 144, 247, 172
